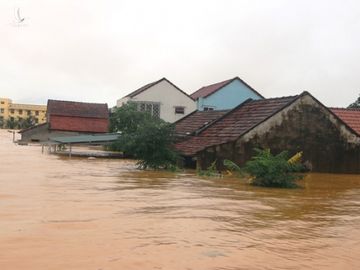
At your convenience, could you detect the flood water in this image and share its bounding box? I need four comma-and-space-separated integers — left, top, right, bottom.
0, 130, 359, 270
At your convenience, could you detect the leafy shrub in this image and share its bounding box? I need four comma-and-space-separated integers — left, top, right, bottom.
245, 149, 303, 188
197, 160, 222, 178
223, 159, 245, 177
109, 103, 179, 169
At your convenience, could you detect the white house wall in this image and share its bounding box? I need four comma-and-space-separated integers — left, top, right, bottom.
119, 80, 196, 123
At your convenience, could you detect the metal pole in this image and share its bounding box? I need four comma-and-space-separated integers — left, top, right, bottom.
69, 143, 72, 158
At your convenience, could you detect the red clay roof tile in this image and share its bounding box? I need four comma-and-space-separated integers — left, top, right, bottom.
47, 100, 109, 133
49, 116, 109, 133
47, 100, 109, 119
175, 95, 298, 156
331, 108, 360, 135
190, 77, 264, 100
175, 110, 229, 136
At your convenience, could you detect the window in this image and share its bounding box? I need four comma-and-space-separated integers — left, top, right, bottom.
0, 101, 4, 104
19, 109, 23, 115
18, 117, 23, 121
27, 110, 31, 116
10, 109, 14, 114
35, 111, 39, 116
0, 108, 4, 113
204, 107, 214, 111
135, 102, 160, 118
35, 118, 39, 124
10, 117, 14, 121
175, 106, 185, 114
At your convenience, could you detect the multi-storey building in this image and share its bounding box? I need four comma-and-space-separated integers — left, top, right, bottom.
0, 98, 47, 127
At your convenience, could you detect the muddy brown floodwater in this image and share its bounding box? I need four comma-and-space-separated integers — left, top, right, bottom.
0, 130, 360, 270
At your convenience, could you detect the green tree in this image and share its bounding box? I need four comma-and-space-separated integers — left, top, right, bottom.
110, 103, 179, 169
348, 94, 360, 108
5, 118, 18, 129
245, 149, 303, 188
18, 116, 37, 129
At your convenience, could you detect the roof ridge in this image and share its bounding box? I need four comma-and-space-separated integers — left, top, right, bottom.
199, 77, 235, 90
123, 77, 194, 100
194, 95, 300, 137
248, 94, 298, 102
190, 77, 236, 99
47, 99, 107, 105
190, 76, 264, 100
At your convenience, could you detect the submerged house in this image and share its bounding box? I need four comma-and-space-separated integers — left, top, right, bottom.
175, 92, 360, 173
117, 78, 196, 123
191, 77, 264, 111
19, 100, 109, 143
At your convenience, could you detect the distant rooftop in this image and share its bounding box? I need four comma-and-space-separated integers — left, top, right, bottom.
47, 99, 109, 119
190, 77, 264, 100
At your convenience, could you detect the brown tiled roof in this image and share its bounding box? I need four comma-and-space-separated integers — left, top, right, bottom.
49, 115, 109, 133
47, 100, 109, 119
46, 100, 109, 133
190, 77, 264, 100
124, 78, 194, 100
330, 108, 360, 135
175, 95, 299, 156
175, 110, 229, 136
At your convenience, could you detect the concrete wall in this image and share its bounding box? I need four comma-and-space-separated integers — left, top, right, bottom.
197, 79, 263, 111
197, 94, 360, 173
117, 80, 196, 123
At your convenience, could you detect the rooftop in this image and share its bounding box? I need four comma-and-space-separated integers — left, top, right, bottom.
47, 100, 109, 119
190, 77, 264, 100
330, 107, 360, 135
175, 95, 299, 156
175, 110, 229, 136
123, 77, 194, 100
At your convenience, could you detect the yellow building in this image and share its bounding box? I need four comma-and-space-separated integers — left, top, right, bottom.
0, 98, 47, 128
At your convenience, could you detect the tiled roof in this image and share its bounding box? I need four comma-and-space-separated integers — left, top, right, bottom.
47, 100, 109, 119
175, 110, 229, 136
175, 95, 299, 156
124, 78, 194, 100
49, 115, 109, 133
330, 108, 360, 135
190, 77, 264, 100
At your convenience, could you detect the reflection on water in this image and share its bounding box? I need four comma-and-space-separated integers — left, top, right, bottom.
0, 130, 359, 270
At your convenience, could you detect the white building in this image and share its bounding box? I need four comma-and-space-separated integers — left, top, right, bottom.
117, 78, 196, 123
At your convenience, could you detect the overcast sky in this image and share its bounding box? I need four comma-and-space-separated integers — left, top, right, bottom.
1, 0, 360, 107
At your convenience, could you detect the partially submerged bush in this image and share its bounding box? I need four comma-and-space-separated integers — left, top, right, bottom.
197, 160, 222, 178
245, 149, 303, 188
223, 159, 244, 177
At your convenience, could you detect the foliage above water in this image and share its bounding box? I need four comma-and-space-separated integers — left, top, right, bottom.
197, 160, 222, 178
109, 103, 179, 170
243, 149, 304, 188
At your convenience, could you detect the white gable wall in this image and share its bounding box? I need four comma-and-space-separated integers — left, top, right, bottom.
118, 80, 196, 123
